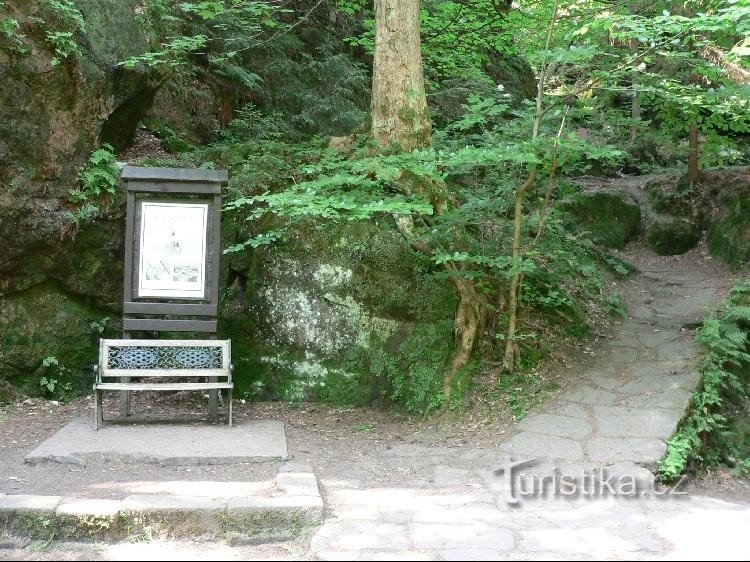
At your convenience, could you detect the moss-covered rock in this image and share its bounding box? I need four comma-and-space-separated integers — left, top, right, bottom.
220, 220, 458, 411
640, 174, 705, 256
0, 0, 158, 297
0, 1, 150, 390
706, 168, 750, 268
563, 189, 641, 249
644, 176, 701, 217
645, 217, 702, 256
0, 283, 112, 392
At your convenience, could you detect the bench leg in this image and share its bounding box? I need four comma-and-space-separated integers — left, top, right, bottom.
208, 380, 218, 421
228, 389, 233, 427
94, 390, 101, 430
120, 381, 130, 418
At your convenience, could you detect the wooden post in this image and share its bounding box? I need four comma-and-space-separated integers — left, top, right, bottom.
120, 190, 136, 417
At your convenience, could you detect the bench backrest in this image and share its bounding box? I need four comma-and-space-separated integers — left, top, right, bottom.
98, 339, 231, 380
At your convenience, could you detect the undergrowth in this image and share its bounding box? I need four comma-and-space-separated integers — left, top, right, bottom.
659, 280, 750, 481
66, 144, 121, 224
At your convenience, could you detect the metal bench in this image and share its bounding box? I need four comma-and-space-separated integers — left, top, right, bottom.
93, 339, 233, 429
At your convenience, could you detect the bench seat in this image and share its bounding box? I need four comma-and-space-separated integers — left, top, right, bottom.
94, 339, 233, 429
95, 382, 233, 391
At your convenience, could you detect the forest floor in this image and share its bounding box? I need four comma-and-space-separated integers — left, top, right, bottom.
2, 196, 750, 558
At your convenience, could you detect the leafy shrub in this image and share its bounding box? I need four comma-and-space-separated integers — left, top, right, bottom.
41, 0, 85, 64
66, 144, 121, 224
37, 357, 77, 403
659, 281, 750, 481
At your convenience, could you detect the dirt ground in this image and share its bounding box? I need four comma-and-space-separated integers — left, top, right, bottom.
0, 239, 748, 502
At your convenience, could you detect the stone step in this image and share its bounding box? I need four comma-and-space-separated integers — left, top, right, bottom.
0, 462, 324, 542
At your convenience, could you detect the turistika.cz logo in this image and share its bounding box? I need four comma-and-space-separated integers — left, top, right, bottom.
494, 458, 687, 505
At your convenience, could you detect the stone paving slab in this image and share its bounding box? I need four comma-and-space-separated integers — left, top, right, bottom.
593, 406, 681, 440
502, 432, 584, 461
412, 523, 515, 551
56, 498, 122, 519
516, 414, 592, 440
311, 494, 750, 560
585, 437, 667, 463
0, 494, 62, 514
24, 418, 288, 465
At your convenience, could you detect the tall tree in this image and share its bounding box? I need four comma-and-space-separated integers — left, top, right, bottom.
371, 0, 432, 151
371, 0, 485, 399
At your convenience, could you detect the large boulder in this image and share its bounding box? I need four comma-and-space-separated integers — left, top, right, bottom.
0, 0, 159, 283
563, 188, 642, 249
706, 167, 750, 268
0, 283, 109, 393
220, 220, 458, 413
645, 216, 702, 256
638, 168, 750, 260
642, 176, 704, 255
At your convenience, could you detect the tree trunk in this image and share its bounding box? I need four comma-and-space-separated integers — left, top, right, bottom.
372, 0, 432, 151
502, 0, 558, 375
444, 278, 485, 397
687, 123, 699, 186
372, 0, 481, 399
502, 169, 537, 374
629, 39, 641, 142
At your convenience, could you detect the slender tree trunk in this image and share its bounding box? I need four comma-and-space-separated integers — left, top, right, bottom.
629, 39, 641, 142
687, 123, 699, 186
502, 169, 537, 374
502, 0, 558, 375
372, 0, 432, 151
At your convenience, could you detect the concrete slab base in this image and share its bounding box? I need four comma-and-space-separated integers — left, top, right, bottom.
24, 418, 288, 465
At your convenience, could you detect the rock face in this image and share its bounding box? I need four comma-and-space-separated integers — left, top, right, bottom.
0, 1, 159, 394
645, 216, 702, 256
563, 189, 642, 249
706, 168, 750, 268
221, 221, 457, 412
642, 177, 704, 256
643, 169, 750, 260
566, 169, 750, 261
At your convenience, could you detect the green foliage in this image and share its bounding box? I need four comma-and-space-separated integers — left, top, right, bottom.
497, 373, 529, 420
496, 370, 560, 421
118, 0, 285, 72
381, 322, 454, 416
0, 14, 26, 53
659, 280, 750, 481
89, 317, 110, 335
75, 144, 120, 197
218, 103, 290, 143
340, 0, 523, 86
119, 35, 208, 69
42, 0, 85, 30
0, 16, 18, 38
40, 0, 85, 64
38, 356, 77, 403
45, 30, 80, 65
66, 144, 121, 224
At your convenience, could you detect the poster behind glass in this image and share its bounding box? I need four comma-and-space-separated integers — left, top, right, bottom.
137, 201, 208, 299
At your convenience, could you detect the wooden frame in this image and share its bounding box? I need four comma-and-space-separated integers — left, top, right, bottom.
122, 166, 226, 313
119, 166, 228, 418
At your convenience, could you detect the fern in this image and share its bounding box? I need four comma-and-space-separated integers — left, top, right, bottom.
659, 281, 750, 481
